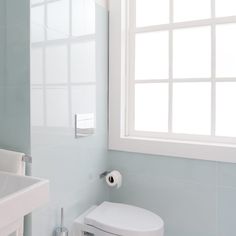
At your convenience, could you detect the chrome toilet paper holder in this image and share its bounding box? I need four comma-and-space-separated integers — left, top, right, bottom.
99, 171, 111, 179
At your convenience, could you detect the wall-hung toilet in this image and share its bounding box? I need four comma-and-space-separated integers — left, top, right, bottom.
73, 201, 164, 236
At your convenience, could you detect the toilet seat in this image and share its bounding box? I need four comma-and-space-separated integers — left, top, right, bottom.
84, 202, 164, 236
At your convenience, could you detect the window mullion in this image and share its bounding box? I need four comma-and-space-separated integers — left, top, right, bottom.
128, 0, 136, 136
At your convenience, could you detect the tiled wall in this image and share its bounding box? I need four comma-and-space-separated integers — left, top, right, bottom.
0, 1, 31, 235
109, 151, 236, 236
0, 0, 30, 154
0, 1, 109, 235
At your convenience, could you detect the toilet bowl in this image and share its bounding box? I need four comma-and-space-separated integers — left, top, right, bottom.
73, 201, 164, 236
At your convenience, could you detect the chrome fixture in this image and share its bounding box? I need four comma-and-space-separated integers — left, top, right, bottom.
74, 114, 95, 139
99, 171, 111, 179
22, 155, 32, 163
55, 208, 69, 236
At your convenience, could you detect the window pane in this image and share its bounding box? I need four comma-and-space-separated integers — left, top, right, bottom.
135, 32, 169, 80
31, 89, 44, 127
173, 83, 211, 135
174, 0, 211, 22
72, 0, 95, 36
216, 82, 236, 137
47, 0, 69, 40
135, 83, 168, 132
45, 45, 68, 84
173, 27, 211, 79
136, 0, 169, 27
31, 6, 45, 43
216, 0, 236, 17
31, 0, 43, 4
46, 87, 69, 127
71, 85, 96, 119
71, 41, 96, 83
216, 24, 236, 78
31, 48, 43, 85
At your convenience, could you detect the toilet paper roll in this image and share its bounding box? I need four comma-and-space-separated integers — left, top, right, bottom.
106, 170, 122, 189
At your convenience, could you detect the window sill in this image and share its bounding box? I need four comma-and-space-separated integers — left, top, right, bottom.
109, 135, 236, 163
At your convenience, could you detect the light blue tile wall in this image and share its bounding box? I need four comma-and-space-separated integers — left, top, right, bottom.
0, 1, 109, 235
0, 0, 6, 139
0, 1, 5, 90
0, 0, 30, 154
109, 151, 236, 236
0, 1, 31, 235
30, 4, 109, 236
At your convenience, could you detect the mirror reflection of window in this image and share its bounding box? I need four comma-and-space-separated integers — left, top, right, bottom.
30, 0, 96, 130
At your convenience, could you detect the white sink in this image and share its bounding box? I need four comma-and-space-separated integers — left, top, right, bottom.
0, 171, 49, 234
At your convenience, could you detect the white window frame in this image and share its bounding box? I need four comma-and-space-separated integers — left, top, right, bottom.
109, 0, 236, 163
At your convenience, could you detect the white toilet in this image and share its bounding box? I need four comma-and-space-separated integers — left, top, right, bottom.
73, 201, 164, 236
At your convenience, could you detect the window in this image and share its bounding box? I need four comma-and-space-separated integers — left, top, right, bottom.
109, 0, 236, 163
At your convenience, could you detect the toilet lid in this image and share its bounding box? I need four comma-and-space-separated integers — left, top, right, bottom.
84, 202, 164, 236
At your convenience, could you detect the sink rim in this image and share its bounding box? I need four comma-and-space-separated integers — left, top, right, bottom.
0, 170, 49, 233
0, 171, 49, 203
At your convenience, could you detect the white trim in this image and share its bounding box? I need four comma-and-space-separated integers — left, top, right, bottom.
127, 0, 135, 137
135, 16, 236, 33
109, 136, 236, 163
109, 0, 236, 163
131, 78, 236, 83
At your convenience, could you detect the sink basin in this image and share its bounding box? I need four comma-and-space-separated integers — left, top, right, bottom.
0, 171, 49, 234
